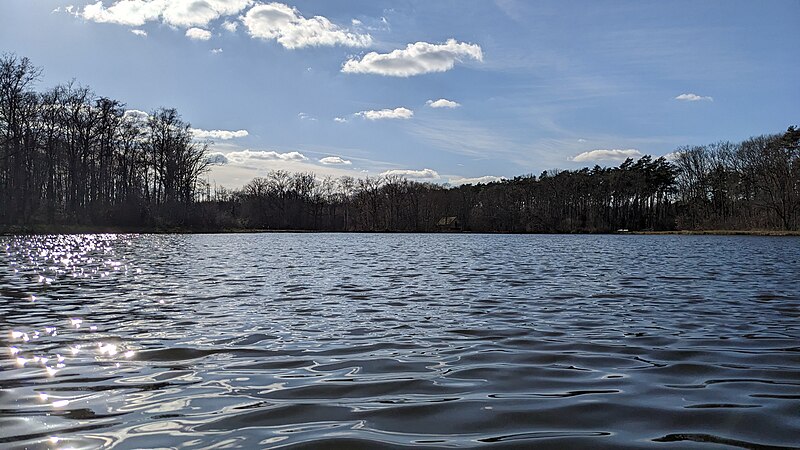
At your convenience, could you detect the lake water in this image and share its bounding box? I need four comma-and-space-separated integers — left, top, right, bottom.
1, 233, 799, 449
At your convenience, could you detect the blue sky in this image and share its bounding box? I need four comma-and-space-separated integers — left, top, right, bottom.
1, 0, 798, 187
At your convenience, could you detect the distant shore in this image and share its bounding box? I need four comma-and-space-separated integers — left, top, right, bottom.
629, 230, 800, 236
2, 225, 799, 236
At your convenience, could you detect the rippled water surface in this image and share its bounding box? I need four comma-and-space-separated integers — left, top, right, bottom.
1, 233, 799, 449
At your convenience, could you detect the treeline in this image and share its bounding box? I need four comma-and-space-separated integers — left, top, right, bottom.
672, 131, 800, 230
205, 132, 797, 233
1, 54, 798, 232
206, 156, 678, 232
0, 54, 208, 227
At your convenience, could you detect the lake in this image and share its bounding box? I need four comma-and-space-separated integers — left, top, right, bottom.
1, 233, 799, 449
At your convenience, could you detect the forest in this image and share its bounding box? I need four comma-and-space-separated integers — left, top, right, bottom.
2, 54, 798, 233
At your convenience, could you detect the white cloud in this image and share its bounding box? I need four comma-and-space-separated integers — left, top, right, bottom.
211, 48, 223, 54
215, 149, 308, 164
190, 128, 248, 140
53, 6, 76, 14
380, 168, 439, 179
333, 117, 348, 123
186, 27, 212, 40
571, 149, 643, 162
355, 107, 413, 120
206, 152, 229, 165
242, 3, 372, 49
342, 39, 483, 77
577, 138, 587, 143
426, 98, 461, 109
222, 19, 238, 32
130, 28, 147, 37
449, 175, 504, 186
319, 156, 352, 165
297, 112, 317, 121
79, 0, 161, 26
675, 93, 713, 102
77, 0, 252, 28
123, 109, 149, 121
167, 0, 252, 27
206, 149, 361, 188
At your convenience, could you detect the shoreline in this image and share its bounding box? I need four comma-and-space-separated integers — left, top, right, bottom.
2, 225, 798, 236
629, 230, 800, 236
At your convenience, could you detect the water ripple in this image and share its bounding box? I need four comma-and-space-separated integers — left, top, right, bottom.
1, 233, 799, 448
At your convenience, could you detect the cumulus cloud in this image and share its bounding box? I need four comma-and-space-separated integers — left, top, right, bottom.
77, 0, 252, 28
242, 3, 372, 49
449, 175, 503, 186
342, 39, 483, 77
333, 117, 348, 123
186, 27, 212, 40
319, 156, 352, 165
355, 107, 413, 120
211, 48, 223, 54
571, 149, 642, 162
190, 128, 249, 140
426, 98, 461, 109
675, 93, 713, 102
206, 152, 229, 165
130, 28, 147, 37
212, 149, 308, 164
380, 168, 439, 179
79, 0, 161, 26
123, 109, 149, 121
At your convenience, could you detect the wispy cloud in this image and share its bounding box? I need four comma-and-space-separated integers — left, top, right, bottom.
242, 3, 371, 49
407, 118, 523, 159
333, 117, 348, 123
449, 175, 503, 185
342, 39, 483, 77
208, 149, 308, 164
190, 128, 248, 140
571, 149, 642, 162
381, 168, 439, 179
297, 112, 317, 121
205, 148, 363, 189
130, 28, 147, 37
210, 48, 223, 54
222, 20, 238, 33
426, 98, 461, 109
356, 107, 413, 120
675, 93, 713, 102
319, 156, 352, 165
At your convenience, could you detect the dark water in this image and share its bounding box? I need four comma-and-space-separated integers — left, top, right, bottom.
1, 234, 799, 449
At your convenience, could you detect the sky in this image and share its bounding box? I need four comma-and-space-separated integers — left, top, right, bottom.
1, 0, 798, 188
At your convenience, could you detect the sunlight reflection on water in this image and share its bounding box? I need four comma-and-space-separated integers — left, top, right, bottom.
1, 233, 799, 449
